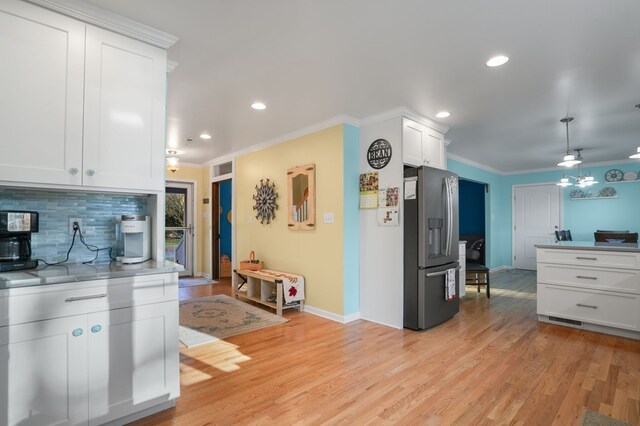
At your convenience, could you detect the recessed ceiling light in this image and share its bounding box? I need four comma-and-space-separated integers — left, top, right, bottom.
199, 133, 211, 140
436, 111, 451, 118
486, 55, 509, 67
251, 102, 266, 110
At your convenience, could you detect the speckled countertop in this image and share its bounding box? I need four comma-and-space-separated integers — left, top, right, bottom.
0, 260, 183, 289
535, 241, 640, 253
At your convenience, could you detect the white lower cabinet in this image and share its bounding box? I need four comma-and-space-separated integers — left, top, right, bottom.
0, 274, 179, 426
0, 315, 89, 426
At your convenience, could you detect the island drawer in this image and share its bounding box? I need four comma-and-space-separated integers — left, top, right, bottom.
537, 284, 640, 331
537, 264, 640, 293
0, 273, 178, 327
537, 249, 640, 269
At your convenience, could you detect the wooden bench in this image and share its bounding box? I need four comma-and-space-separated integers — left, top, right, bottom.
233, 269, 304, 316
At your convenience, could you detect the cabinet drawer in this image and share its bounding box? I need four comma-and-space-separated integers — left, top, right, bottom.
537, 249, 640, 269
538, 264, 640, 293
0, 273, 178, 326
538, 285, 639, 331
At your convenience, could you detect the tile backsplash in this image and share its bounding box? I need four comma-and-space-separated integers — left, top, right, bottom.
0, 188, 148, 263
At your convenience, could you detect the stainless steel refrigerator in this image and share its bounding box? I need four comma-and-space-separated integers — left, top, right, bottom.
404, 166, 460, 330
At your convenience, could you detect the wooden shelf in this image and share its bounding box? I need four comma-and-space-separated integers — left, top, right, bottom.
570, 196, 619, 201
235, 293, 300, 311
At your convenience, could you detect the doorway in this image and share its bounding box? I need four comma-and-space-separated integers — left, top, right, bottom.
459, 179, 487, 265
212, 179, 232, 279
165, 182, 195, 277
512, 184, 562, 270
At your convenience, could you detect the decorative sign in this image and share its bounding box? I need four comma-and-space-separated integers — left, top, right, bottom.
367, 139, 392, 169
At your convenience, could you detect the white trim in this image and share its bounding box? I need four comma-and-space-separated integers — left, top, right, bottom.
444, 138, 452, 147
303, 305, 362, 324
166, 179, 197, 277
511, 183, 563, 270
26, 0, 179, 49
489, 265, 513, 273
0, 181, 162, 195
360, 106, 449, 134
196, 272, 211, 279
211, 173, 233, 183
502, 157, 640, 176
203, 115, 359, 167
358, 316, 403, 330
447, 153, 505, 176
166, 60, 179, 73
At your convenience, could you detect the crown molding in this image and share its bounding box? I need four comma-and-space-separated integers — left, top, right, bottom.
501, 157, 640, 176
26, 0, 179, 49
166, 60, 179, 73
444, 138, 452, 147
203, 115, 360, 167
360, 106, 450, 134
447, 153, 505, 176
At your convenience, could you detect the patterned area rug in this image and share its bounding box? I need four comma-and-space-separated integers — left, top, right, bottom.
179, 294, 288, 347
581, 409, 633, 426
179, 277, 218, 288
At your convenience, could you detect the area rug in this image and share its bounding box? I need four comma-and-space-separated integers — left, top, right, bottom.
581, 409, 633, 426
179, 277, 218, 288
179, 294, 288, 347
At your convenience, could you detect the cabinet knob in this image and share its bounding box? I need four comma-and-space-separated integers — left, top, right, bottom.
69, 167, 79, 175
86, 169, 96, 176
91, 325, 102, 333
72, 328, 83, 337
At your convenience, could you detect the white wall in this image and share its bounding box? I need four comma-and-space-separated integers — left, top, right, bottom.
359, 117, 404, 329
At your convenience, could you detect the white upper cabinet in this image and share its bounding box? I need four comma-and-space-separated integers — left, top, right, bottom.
0, 0, 85, 186
402, 118, 445, 169
0, 1, 168, 192
83, 27, 167, 191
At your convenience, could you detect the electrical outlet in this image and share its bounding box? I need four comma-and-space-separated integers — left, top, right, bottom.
69, 218, 82, 235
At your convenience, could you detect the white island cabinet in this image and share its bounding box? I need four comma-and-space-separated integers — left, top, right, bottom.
0, 0, 172, 193
0, 267, 180, 426
536, 242, 640, 339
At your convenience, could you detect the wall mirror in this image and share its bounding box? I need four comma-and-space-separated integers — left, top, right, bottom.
287, 164, 316, 230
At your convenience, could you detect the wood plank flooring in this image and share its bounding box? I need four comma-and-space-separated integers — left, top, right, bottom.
134, 271, 640, 425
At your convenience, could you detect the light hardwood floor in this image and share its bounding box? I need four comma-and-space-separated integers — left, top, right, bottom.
134, 271, 640, 425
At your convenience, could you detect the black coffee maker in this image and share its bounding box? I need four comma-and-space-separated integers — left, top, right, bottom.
0, 210, 39, 272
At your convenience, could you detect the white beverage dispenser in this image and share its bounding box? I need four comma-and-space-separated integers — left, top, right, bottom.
120, 215, 151, 264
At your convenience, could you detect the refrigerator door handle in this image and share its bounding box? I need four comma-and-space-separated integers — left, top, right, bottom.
425, 265, 461, 277
444, 177, 453, 256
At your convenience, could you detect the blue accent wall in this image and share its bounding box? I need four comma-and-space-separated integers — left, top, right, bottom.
343, 124, 360, 315
448, 156, 640, 269
219, 180, 232, 260
0, 188, 148, 263
459, 179, 486, 235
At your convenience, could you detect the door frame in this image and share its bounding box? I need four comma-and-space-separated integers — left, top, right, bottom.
511, 182, 563, 269
211, 174, 232, 279
166, 179, 197, 277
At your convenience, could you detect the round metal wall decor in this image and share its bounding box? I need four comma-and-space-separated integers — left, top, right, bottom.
367, 139, 392, 169
252, 179, 278, 224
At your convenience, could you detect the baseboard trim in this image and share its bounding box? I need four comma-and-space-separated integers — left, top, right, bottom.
359, 316, 403, 330
303, 305, 361, 324
489, 265, 513, 273
195, 272, 212, 279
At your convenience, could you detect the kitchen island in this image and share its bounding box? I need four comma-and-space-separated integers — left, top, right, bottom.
0, 261, 183, 426
536, 241, 640, 339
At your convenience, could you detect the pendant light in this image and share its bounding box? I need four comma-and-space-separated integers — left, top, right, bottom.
630, 104, 640, 159
557, 117, 582, 167
166, 149, 180, 173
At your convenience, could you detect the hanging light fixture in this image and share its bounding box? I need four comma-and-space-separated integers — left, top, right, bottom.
166, 149, 180, 173
630, 104, 640, 159
557, 117, 582, 167
556, 150, 599, 187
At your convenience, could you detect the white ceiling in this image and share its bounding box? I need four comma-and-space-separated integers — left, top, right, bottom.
82, 0, 640, 172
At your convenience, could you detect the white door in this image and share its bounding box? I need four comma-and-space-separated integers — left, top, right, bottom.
86, 303, 179, 425
165, 182, 195, 276
0, 0, 85, 186
0, 315, 88, 426
513, 184, 561, 270
83, 25, 167, 191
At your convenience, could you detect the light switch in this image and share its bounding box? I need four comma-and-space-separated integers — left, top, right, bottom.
323, 213, 334, 224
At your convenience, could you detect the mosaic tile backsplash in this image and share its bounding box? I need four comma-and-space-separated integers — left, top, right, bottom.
0, 188, 148, 263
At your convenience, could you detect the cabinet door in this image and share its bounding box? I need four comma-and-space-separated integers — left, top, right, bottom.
0, 0, 84, 186
402, 119, 424, 167
423, 128, 445, 170
87, 302, 179, 425
83, 26, 167, 192
0, 316, 88, 426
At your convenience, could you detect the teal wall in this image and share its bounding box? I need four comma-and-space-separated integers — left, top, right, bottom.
343, 124, 361, 315
448, 157, 640, 269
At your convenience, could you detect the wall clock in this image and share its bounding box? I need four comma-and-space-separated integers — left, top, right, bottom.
604, 169, 623, 182
253, 179, 278, 224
